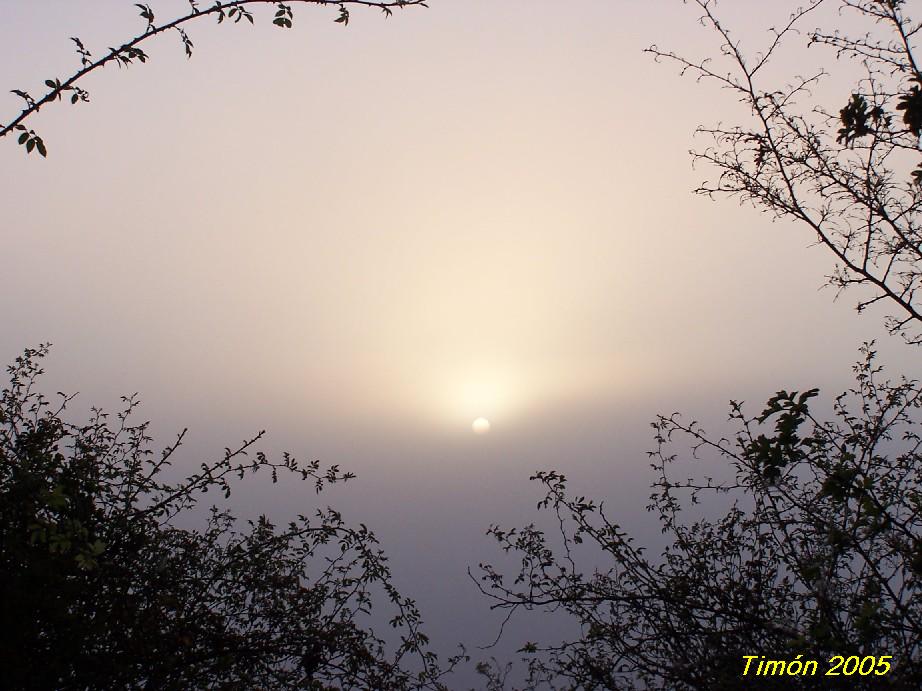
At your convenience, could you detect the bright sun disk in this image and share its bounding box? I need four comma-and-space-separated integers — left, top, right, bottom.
472, 417, 491, 435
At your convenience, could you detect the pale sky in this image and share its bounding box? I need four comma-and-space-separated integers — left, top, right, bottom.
2, 0, 919, 683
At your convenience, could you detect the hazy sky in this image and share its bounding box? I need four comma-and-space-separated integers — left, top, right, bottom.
2, 0, 920, 683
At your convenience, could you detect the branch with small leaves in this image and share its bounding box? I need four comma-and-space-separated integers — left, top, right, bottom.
0, 344, 458, 689
1, 0, 428, 156
477, 346, 922, 689
647, 0, 922, 345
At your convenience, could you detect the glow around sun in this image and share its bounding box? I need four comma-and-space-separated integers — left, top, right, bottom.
472, 417, 491, 435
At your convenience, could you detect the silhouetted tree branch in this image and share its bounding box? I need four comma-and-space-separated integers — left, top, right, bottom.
472, 6, 922, 685
0, 345, 457, 689
648, 0, 922, 343
1, 0, 427, 157
477, 345, 922, 689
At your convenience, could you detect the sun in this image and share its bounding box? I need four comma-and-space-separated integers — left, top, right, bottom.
472, 417, 491, 435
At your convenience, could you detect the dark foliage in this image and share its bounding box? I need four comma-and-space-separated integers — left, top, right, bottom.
476, 347, 922, 689
0, 346, 451, 690
474, 2, 922, 686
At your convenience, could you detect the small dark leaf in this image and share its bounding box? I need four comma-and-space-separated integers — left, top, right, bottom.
837, 93, 874, 145
11, 89, 33, 105
897, 79, 922, 137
